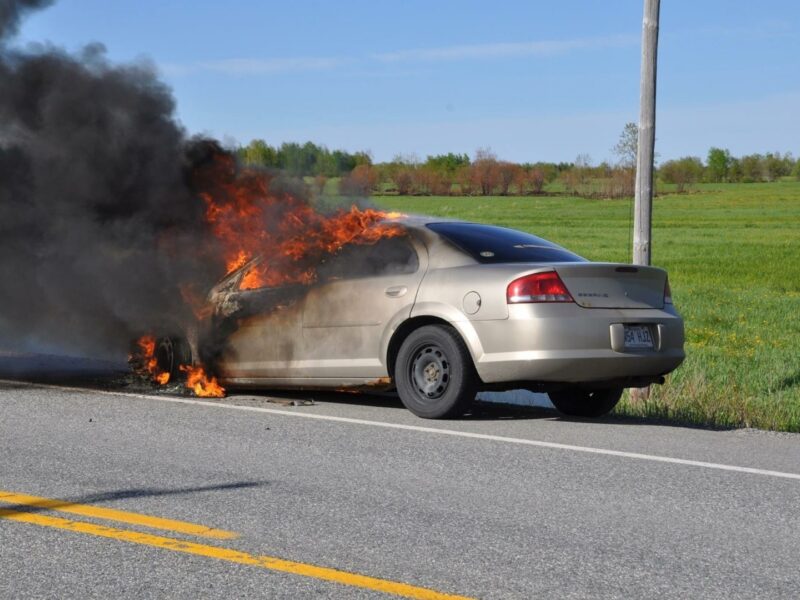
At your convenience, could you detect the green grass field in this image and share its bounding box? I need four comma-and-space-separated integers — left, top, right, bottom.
374, 182, 800, 431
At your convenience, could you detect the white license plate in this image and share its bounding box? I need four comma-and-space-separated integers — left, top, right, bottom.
624, 325, 654, 349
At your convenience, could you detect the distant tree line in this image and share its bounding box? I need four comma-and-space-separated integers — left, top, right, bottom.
348, 147, 632, 198
660, 148, 799, 191
237, 132, 799, 198
237, 139, 372, 177
361, 149, 570, 197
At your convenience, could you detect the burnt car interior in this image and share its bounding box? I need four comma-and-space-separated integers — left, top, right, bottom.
316, 236, 420, 282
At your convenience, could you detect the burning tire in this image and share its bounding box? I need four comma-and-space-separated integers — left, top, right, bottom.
154, 336, 192, 381
395, 325, 477, 419
548, 388, 623, 418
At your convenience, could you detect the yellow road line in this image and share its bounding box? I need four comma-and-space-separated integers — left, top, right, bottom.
0, 508, 472, 600
0, 490, 237, 540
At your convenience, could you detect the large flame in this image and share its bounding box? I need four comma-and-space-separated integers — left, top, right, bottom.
196, 151, 405, 290
132, 150, 405, 398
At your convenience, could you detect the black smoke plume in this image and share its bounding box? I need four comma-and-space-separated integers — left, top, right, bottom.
0, 0, 51, 40
0, 0, 228, 356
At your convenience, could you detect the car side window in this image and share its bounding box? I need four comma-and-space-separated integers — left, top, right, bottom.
317, 237, 419, 282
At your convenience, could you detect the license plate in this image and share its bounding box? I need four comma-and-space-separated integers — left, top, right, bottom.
624, 325, 654, 349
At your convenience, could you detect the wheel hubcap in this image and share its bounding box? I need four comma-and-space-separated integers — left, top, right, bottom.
411, 345, 450, 400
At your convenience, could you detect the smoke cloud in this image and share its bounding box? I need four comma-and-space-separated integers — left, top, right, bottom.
0, 0, 228, 356
0, 0, 52, 40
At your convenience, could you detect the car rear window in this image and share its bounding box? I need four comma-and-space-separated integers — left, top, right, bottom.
426, 222, 586, 264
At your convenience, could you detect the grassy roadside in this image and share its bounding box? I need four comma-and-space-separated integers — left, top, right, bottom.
374, 182, 800, 432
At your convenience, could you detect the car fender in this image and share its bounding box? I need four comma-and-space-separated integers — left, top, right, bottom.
385, 301, 485, 364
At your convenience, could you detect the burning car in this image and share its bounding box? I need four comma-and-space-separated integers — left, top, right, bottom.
148, 217, 685, 419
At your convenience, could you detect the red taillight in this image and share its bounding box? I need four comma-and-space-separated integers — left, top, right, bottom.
664, 278, 673, 304
507, 271, 574, 304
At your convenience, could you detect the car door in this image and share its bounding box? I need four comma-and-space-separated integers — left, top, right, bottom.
211, 261, 307, 381
299, 235, 427, 379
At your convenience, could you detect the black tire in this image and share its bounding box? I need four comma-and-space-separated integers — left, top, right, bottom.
548, 387, 623, 418
394, 325, 477, 419
155, 336, 192, 380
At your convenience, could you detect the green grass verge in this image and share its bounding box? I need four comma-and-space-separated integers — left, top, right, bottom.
374, 182, 800, 431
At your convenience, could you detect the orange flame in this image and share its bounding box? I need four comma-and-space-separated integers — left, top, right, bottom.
195, 155, 406, 291
131, 335, 171, 385
131, 335, 224, 398
180, 364, 225, 398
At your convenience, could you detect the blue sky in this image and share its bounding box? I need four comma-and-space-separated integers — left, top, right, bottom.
15, 0, 800, 163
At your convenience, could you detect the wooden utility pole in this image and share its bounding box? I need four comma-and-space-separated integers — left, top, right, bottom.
631, 0, 660, 402
633, 0, 660, 266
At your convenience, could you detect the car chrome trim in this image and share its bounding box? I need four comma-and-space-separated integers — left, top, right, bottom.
231, 358, 384, 370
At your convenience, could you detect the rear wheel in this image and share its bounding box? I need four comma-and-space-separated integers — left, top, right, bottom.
395, 325, 477, 419
548, 387, 623, 418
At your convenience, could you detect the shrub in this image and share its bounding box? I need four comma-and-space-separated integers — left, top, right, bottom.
339, 165, 377, 196
659, 157, 704, 192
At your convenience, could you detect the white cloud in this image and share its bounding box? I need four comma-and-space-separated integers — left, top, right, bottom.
160, 33, 637, 78
158, 56, 348, 77
198, 56, 348, 74
372, 34, 638, 63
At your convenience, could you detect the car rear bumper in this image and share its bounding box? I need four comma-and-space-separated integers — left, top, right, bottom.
469, 304, 685, 385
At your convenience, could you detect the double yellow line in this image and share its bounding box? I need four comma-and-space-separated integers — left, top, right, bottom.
0, 490, 472, 600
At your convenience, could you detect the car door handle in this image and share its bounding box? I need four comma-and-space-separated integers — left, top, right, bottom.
385, 285, 408, 298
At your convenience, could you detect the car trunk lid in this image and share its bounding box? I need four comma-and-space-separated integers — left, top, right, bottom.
553, 263, 666, 309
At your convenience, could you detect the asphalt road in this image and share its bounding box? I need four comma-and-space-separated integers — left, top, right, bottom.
2, 379, 799, 599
